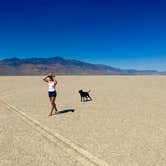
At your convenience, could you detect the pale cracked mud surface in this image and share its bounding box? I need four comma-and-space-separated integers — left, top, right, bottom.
0, 102, 83, 166
1, 76, 166, 166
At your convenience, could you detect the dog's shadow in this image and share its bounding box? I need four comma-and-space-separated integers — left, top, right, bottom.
56, 109, 75, 115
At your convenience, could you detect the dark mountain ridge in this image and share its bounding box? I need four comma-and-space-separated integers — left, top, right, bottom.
0, 57, 162, 75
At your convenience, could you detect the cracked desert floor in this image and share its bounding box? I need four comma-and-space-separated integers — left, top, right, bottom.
0, 76, 166, 166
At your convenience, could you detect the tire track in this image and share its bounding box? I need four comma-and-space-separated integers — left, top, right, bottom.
0, 98, 110, 166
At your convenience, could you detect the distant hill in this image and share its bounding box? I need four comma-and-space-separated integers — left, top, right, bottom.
0, 57, 162, 75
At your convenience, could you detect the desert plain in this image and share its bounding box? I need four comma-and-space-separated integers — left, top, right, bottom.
0, 76, 166, 166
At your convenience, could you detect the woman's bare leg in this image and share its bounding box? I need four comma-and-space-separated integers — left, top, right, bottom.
52, 97, 58, 114
49, 97, 55, 116
49, 97, 57, 116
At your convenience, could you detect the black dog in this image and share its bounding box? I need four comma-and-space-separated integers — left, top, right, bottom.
78, 89, 92, 102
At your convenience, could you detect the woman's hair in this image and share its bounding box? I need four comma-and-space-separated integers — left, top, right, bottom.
48, 75, 54, 81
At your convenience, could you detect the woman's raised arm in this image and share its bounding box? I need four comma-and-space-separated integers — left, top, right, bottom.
54, 77, 57, 85
43, 75, 48, 83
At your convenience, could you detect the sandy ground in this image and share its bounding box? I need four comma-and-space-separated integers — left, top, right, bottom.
0, 102, 85, 166
1, 76, 166, 166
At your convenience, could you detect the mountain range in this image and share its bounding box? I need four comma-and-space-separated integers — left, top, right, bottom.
0, 57, 164, 75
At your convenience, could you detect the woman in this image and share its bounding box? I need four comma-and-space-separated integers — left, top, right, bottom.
43, 73, 58, 116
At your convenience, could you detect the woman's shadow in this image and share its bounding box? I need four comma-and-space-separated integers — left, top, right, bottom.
56, 109, 75, 115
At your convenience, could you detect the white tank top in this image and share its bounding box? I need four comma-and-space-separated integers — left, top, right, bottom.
48, 82, 55, 92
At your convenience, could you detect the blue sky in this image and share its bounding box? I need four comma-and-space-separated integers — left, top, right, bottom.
0, 0, 166, 71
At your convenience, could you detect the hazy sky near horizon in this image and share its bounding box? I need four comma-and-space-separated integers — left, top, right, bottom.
0, 0, 166, 71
